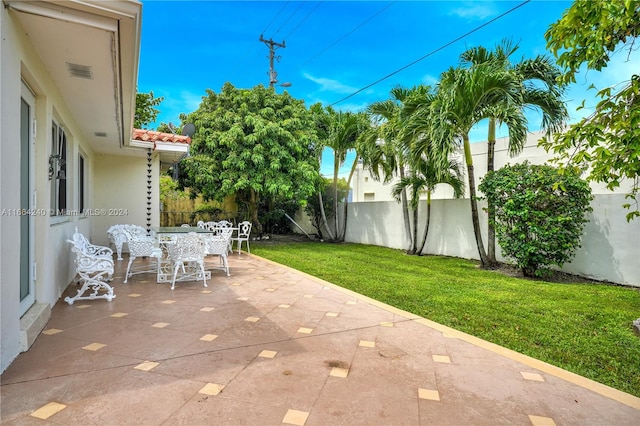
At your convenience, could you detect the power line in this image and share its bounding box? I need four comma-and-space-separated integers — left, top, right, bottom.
273, 1, 305, 35
302, 1, 397, 66
262, 1, 289, 35
329, 0, 532, 107
283, 1, 323, 40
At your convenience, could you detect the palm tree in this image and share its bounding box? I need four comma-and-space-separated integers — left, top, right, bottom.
325, 110, 362, 241
391, 157, 465, 255
410, 61, 527, 267
310, 104, 336, 241
460, 40, 567, 265
364, 85, 432, 251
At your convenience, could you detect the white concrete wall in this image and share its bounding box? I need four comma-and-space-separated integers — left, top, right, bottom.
343, 194, 640, 287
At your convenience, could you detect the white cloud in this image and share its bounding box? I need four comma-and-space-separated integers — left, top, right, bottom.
421, 74, 439, 87
303, 72, 358, 94
448, 2, 498, 21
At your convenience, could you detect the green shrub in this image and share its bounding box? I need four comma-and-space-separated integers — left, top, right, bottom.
479, 162, 592, 277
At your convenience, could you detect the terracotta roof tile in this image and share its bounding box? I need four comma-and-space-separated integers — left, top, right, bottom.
132, 129, 191, 145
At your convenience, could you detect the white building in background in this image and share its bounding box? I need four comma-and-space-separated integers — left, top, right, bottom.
350, 130, 629, 202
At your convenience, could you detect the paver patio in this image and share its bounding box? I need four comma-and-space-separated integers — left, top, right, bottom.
1, 253, 639, 425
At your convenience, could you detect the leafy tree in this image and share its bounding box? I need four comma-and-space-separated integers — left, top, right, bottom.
479, 161, 592, 277
159, 174, 188, 207
542, 0, 640, 221
134, 91, 164, 129
460, 40, 567, 264
178, 83, 320, 234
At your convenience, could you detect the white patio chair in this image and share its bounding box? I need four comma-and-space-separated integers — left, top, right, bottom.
107, 224, 149, 260
201, 221, 219, 231
203, 227, 233, 276
217, 220, 233, 228
65, 228, 115, 305
123, 230, 163, 284
232, 221, 252, 254
70, 227, 114, 263
107, 224, 127, 260
169, 232, 208, 290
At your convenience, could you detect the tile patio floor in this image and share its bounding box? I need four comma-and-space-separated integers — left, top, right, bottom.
1, 253, 639, 425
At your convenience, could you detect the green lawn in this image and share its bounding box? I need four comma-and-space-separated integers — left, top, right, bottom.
251, 240, 640, 398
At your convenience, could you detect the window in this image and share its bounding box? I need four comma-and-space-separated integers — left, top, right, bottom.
364, 176, 369, 182
78, 153, 85, 213
364, 192, 375, 201
50, 121, 67, 216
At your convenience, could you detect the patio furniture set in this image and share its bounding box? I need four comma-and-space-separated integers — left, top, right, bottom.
64, 221, 252, 304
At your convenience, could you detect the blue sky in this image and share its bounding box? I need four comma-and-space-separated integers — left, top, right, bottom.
138, 1, 637, 176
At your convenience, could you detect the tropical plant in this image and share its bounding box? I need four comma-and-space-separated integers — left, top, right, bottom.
178, 83, 320, 234
459, 40, 568, 264
305, 177, 349, 239
364, 86, 434, 251
479, 161, 593, 277
411, 61, 526, 267
309, 104, 336, 240
542, 0, 640, 221
323, 108, 368, 241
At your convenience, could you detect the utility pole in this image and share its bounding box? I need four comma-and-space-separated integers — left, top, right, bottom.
259, 34, 285, 88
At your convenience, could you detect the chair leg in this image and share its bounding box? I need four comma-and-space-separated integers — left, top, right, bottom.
65, 271, 115, 305
124, 256, 136, 284
171, 262, 181, 290
221, 254, 230, 276
199, 261, 208, 287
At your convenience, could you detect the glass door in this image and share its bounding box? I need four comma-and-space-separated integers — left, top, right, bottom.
20, 82, 36, 315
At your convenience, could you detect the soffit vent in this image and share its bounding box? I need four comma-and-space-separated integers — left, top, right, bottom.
94, 132, 107, 137
66, 62, 93, 80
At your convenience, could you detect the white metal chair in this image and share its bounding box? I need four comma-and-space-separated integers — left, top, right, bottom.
201, 221, 219, 231
65, 228, 115, 305
203, 227, 233, 276
169, 232, 208, 290
123, 230, 163, 284
232, 221, 252, 254
107, 224, 149, 260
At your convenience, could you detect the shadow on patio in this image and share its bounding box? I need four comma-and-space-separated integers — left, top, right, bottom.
2, 253, 639, 425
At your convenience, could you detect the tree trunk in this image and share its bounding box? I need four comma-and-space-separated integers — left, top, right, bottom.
249, 189, 262, 235
410, 205, 418, 254
418, 192, 431, 254
463, 135, 489, 267
318, 191, 335, 241
398, 164, 413, 252
333, 153, 340, 242
340, 157, 359, 242
486, 117, 498, 267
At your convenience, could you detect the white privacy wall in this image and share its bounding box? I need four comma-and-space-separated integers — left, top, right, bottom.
343, 194, 640, 287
